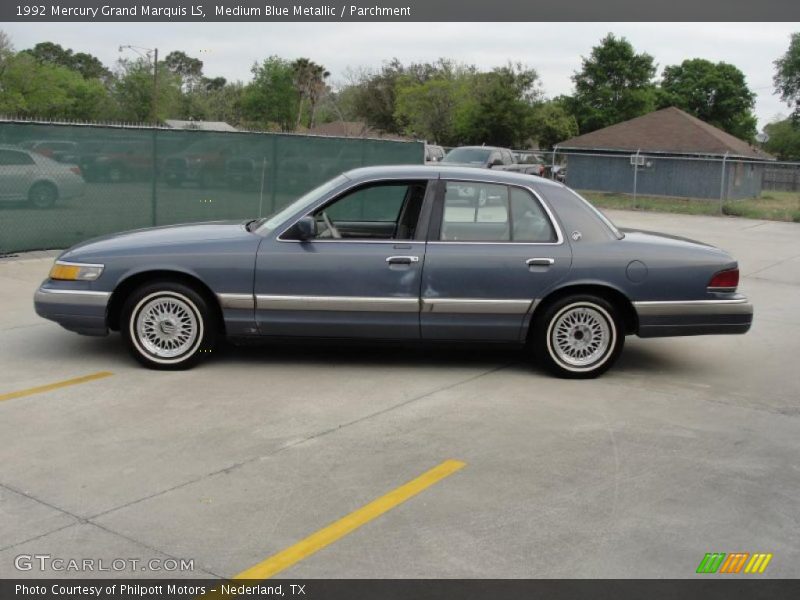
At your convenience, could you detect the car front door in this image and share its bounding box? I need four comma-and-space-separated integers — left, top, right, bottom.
254, 178, 434, 339
421, 178, 572, 341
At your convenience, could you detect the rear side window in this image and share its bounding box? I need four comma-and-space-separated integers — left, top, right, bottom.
440, 181, 556, 243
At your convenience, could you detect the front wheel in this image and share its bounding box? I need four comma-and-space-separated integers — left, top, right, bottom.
121, 282, 217, 370
532, 295, 624, 379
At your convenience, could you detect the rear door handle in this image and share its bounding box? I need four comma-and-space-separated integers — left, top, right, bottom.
526, 258, 555, 267
386, 256, 420, 265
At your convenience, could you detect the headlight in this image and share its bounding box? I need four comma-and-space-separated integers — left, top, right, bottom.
49, 261, 104, 281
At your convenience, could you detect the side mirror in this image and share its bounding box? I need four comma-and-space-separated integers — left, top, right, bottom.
294, 215, 317, 241
489, 158, 504, 168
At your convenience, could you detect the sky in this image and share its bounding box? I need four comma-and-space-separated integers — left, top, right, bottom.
2, 22, 797, 129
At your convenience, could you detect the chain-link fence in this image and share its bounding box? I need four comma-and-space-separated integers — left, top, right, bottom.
528, 149, 800, 207
0, 120, 424, 254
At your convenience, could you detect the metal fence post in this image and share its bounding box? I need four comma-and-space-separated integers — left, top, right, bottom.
151, 128, 158, 226
632, 148, 641, 208
719, 151, 729, 212
551, 146, 558, 180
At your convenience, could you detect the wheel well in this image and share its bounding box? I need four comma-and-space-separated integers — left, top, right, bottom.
530, 284, 638, 337
29, 180, 58, 197
106, 270, 225, 334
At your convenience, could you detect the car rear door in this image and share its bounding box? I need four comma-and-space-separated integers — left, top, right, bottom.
253, 177, 435, 339
420, 178, 572, 341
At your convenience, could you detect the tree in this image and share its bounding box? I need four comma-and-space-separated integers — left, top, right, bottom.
347, 59, 406, 133
25, 41, 110, 81
0, 52, 111, 119
0, 30, 14, 71
530, 100, 579, 149
291, 58, 330, 129
763, 118, 800, 160
164, 50, 204, 91
242, 56, 299, 131
657, 59, 756, 140
774, 32, 800, 121
392, 60, 474, 144
455, 64, 541, 147
113, 57, 181, 122
567, 34, 657, 134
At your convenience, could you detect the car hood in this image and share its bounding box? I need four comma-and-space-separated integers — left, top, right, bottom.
60, 221, 251, 260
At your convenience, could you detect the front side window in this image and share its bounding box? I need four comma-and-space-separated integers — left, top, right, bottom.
311, 181, 427, 241
440, 181, 556, 243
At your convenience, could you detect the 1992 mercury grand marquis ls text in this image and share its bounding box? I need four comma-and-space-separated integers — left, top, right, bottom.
34, 166, 753, 378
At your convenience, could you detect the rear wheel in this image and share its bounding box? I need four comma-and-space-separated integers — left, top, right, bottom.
533, 294, 624, 379
28, 182, 58, 209
121, 281, 217, 370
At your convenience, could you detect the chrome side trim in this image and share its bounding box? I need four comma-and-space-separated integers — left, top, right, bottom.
256, 294, 419, 312
633, 298, 753, 317
34, 288, 111, 307
54, 260, 106, 269
422, 298, 533, 314
217, 293, 256, 310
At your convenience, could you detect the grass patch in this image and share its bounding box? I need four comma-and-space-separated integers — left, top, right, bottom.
581, 190, 800, 223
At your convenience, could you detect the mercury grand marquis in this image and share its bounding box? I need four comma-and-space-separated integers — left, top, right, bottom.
34, 166, 753, 378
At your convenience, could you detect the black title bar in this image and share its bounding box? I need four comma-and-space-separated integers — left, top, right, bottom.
3, 0, 800, 22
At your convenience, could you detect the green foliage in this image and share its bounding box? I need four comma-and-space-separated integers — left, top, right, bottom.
529, 100, 579, 149
242, 56, 299, 131
24, 41, 111, 81
567, 34, 657, 134
113, 57, 181, 122
291, 58, 330, 129
394, 60, 473, 145
763, 118, 800, 160
774, 32, 800, 121
455, 64, 541, 148
658, 59, 757, 140
348, 59, 407, 133
0, 53, 111, 120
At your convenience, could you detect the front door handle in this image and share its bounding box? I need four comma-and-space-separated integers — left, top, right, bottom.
386, 255, 420, 265
526, 258, 555, 267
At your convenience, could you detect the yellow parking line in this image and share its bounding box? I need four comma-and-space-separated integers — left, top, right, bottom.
0, 371, 113, 403
233, 459, 467, 580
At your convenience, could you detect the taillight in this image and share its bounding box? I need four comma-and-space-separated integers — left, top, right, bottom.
708, 268, 739, 291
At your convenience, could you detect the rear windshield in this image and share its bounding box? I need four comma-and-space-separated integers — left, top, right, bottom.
443, 148, 491, 165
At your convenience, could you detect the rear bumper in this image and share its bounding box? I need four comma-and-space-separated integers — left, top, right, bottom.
34, 285, 110, 336
634, 297, 753, 338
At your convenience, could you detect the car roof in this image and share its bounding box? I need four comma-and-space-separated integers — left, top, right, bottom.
342, 164, 562, 189
447, 145, 506, 151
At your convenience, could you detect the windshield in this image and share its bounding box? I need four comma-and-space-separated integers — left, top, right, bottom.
442, 148, 491, 164
257, 175, 349, 233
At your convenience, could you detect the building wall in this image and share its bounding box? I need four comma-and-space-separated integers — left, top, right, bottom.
564, 153, 764, 200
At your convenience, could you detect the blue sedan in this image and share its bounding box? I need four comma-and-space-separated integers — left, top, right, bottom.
34, 166, 753, 378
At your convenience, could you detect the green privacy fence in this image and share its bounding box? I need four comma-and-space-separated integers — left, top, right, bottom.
0, 121, 424, 254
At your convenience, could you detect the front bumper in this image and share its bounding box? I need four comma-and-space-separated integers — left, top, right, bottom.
634, 297, 753, 338
34, 285, 110, 336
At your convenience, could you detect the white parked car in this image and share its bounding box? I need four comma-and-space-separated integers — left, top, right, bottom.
0, 146, 85, 208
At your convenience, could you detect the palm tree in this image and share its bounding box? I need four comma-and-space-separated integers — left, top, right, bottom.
292, 58, 330, 129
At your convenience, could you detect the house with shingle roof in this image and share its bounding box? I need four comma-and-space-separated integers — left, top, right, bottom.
556, 107, 774, 200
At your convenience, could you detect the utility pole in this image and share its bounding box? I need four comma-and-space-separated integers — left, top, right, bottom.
151, 48, 159, 124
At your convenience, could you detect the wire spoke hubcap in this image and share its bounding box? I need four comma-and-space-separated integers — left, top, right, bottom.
551, 305, 611, 368
135, 296, 199, 359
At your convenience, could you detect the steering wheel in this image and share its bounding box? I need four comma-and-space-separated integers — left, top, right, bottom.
321, 211, 341, 239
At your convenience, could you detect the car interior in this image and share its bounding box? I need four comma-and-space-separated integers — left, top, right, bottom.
311, 181, 427, 241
